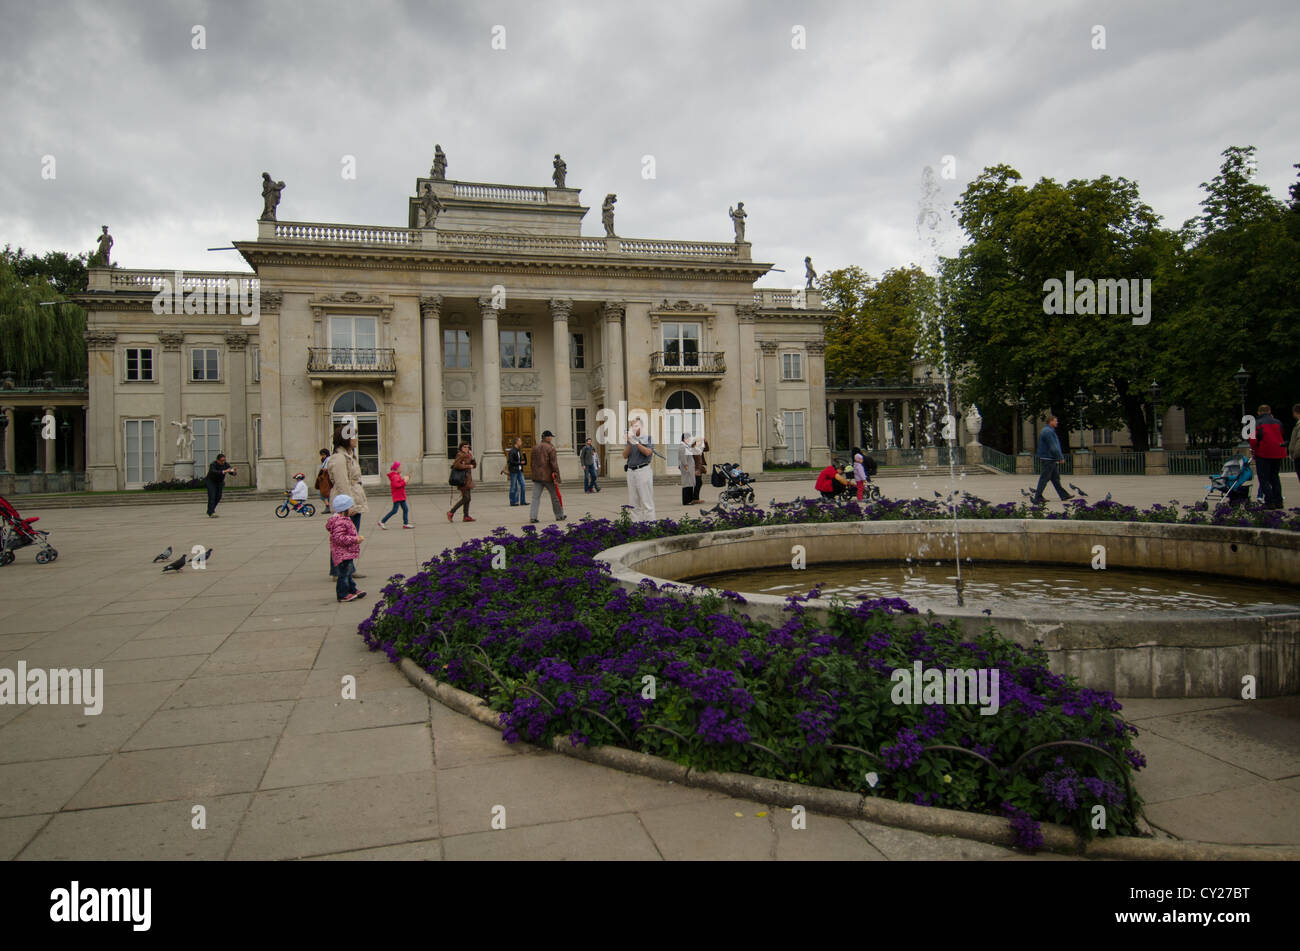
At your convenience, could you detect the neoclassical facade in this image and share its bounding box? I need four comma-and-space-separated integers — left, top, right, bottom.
78, 159, 831, 491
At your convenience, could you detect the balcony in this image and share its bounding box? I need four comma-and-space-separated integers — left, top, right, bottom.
649, 351, 726, 379
307, 348, 397, 382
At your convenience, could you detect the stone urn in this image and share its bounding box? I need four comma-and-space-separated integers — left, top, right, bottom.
964, 404, 983, 447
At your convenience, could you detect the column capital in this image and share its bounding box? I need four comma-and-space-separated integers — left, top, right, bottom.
477, 296, 502, 319
419, 294, 443, 320
601, 301, 625, 324
84, 330, 117, 351
806, 340, 827, 355
549, 298, 573, 322
736, 303, 758, 323
224, 331, 249, 352
759, 340, 779, 354
259, 290, 282, 311
158, 331, 184, 352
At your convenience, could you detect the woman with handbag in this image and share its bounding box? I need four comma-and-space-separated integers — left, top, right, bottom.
679, 433, 697, 506
447, 441, 476, 522
325, 427, 369, 580
692, 437, 708, 503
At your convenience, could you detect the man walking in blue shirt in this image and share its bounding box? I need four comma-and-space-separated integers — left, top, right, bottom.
1031, 415, 1074, 505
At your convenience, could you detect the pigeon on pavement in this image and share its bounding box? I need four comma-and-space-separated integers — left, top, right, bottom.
161, 553, 187, 572
1103, 492, 1113, 502
192, 548, 214, 566
152, 546, 173, 563
1068, 483, 1089, 497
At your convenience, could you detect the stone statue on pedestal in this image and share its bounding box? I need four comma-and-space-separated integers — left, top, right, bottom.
431, 145, 447, 181
418, 183, 443, 229
260, 173, 285, 221
602, 194, 617, 237
804, 256, 817, 288
771, 415, 787, 447
729, 202, 747, 242
171, 420, 194, 459
552, 154, 567, 188
91, 226, 113, 266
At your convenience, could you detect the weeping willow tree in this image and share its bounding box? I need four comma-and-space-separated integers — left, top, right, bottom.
0, 249, 89, 382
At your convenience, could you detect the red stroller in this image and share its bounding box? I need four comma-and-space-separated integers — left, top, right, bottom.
0, 495, 58, 565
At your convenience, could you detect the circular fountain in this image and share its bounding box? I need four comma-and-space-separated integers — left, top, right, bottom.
597, 520, 1300, 698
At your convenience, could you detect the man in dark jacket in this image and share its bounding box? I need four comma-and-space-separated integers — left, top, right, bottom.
1249, 404, 1286, 509
1031, 416, 1074, 505
528, 430, 566, 523
205, 453, 236, 517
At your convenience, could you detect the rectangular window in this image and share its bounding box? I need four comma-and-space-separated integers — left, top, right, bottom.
661, 322, 701, 367
755, 353, 761, 383
190, 348, 219, 381
782, 410, 806, 464
572, 407, 587, 447
781, 352, 803, 381
254, 416, 262, 461
328, 315, 378, 366
500, 330, 532, 369
250, 345, 260, 382
570, 333, 585, 369
446, 409, 472, 459
192, 418, 221, 470
125, 348, 154, 382
124, 419, 156, 486
443, 329, 470, 369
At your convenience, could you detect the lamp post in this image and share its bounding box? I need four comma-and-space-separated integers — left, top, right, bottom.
1074, 387, 1088, 454
827, 403, 837, 453
1148, 382, 1162, 450
1233, 366, 1250, 449
856, 403, 867, 450
60, 418, 72, 472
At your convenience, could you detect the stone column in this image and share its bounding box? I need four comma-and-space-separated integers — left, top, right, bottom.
759, 341, 779, 462
225, 332, 249, 485
736, 304, 761, 472
806, 342, 829, 467
419, 295, 444, 485
550, 298, 573, 456
254, 292, 286, 491
602, 299, 626, 427
902, 399, 912, 450
478, 296, 504, 480
1, 405, 14, 471
875, 400, 887, 452
158, 332, 184, 476
42, 405, 58, 475
84, 330, 118, 490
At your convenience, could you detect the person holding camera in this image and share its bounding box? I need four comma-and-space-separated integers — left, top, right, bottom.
624, 417, 655, 521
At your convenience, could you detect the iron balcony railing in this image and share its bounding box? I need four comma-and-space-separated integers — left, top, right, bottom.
649, 351, 726, 375
307, 348, 397, 373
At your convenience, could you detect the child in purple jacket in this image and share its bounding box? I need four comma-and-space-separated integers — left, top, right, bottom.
327, 494, 367, 603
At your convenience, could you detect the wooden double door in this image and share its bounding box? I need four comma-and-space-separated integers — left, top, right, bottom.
501, 407, 535, 463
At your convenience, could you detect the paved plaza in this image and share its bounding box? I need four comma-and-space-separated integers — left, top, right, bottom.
1, 471, 1297, 860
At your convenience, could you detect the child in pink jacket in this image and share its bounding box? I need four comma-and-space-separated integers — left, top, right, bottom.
379, 460, 412, 529
328, 494, 366, 602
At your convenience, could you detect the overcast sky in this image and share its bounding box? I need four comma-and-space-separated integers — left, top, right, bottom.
1, 0, 1296, 287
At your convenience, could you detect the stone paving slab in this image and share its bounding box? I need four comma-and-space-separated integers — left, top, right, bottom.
303, 839, 443, 861
1, 476, 1294, 860
227, 773, 440, 860
66, 738, 277, 809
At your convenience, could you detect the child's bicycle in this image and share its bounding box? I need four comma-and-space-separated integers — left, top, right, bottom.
275, 492, 316, 518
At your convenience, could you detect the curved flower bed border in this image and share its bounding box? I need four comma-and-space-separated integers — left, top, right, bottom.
395, 656, 1294, 861
357, 495, 1300, 855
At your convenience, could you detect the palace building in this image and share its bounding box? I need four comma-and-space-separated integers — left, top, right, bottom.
76, 155, 832, 492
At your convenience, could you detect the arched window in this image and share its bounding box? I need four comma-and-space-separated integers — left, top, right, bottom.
664, 390, 704, 469
332, 391, 377, 414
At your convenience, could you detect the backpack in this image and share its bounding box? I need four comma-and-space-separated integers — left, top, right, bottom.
315, 466, 333, 497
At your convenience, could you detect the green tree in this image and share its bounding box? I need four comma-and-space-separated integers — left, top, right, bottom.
819, 265, 932, 382
0, 249, 88, 381
944, 165, 1180, 451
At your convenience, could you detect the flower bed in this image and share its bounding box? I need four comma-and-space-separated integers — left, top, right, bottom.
357, 498, 1294, 846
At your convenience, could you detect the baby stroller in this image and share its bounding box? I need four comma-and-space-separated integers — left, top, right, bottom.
0, 495, 58, 565
1204, 455, 1253, 505
711, 462, 756, 508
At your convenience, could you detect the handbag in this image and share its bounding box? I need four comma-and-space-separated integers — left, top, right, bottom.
315, 468, 333, 496
449, 467, 468, 487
